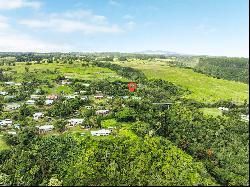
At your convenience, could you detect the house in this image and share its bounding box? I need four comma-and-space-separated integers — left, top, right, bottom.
240, 114, 249, 122
4, 82, 15, 86
38, 125, 54, 133
0, 119, 13, 127
68, 118, 84, 126
7, 131, 17, 135
132, 96, 141, 100
0, 91, 8, 96
94, 95, 104, 99
218, 107, 229, 111
81, 96, 88, 101
61, 80, 72, 85
46, 94, 58, 100
80, 132, 86, 136
91, 129, 111, 136
4, 103, 21, 111
26, 100, 35, 105
35, 89, 41, 94
121, 96, 129, 99
45, 99, 53, 105
65, 76, 73, 79
15, 83, 22, 86
107, 96, 114, 99
95, 110, 110, 115
33, 112, 44, 120
80, 90, 87, 94
82, 83, 90, 87
30, 95, 41, 99
65, 95, 77, 99
85, 106, 93, 109
13, 124, 20, 129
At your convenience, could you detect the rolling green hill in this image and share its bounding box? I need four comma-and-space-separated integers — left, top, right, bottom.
115, 60, 249, 103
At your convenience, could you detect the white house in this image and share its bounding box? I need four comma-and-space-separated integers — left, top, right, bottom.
68, 118, 84, 126
91, 129, 111, 136
80, 90, 87, 94
38, 125, 54, 133
30, 95, 41, 99
13, 124, 20, 129
7, 131, 17, 135
61, 80, 72, 85
0, 119, 13, 127
82, 83, 90, 87
241, 114, 249, 122
26, 100, 35, 105
15, 83, 22, 86
0, 91, 8, 96
121, 96, 129, 99
33, 112, 44, 120
94, 95, 104, 99
95, 110, 110, 115
132, 96, 142, 100
218, 107, 229, 111
65, 95, 77, 99
45, 99, 53, 105
81, 96, 88, 100
4, 82, 15, 86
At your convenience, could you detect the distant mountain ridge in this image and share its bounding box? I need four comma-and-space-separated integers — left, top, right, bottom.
135, 50, 184, 56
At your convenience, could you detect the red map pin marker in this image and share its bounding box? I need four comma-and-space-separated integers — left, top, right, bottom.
128, 82, 137, 92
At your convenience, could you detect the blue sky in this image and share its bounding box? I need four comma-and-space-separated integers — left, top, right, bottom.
0, 0, 248, 57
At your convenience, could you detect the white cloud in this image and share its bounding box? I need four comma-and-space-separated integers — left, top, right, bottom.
123, 14, 134, 20
0, 15, 10, 29
0, 0, 41, 10
19, 9, 123, 34
194, 24, 217, 34
108, 0, 119, 6
61, 9, 107, 24
0, 16, 72, 52
126, 21, 136, 30
0, 31, 72, 52
146, 5, 159, 11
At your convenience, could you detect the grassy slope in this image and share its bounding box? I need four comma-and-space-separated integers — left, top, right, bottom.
199, 108, 222, 117
0, 135, 10, 150
1, 62, 127, 82
116, 60, 249, 103
0, 62, 128, 94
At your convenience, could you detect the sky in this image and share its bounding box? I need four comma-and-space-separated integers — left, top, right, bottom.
0, 0, 248, 57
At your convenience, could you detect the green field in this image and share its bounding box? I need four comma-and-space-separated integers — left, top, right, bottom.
199, 108, 223, 117
115, 60, 249, 103
1, 62, 128, 82
0, 136, 10, 150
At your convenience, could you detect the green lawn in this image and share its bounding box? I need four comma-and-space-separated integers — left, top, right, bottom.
0, 136, 10, 150
200, 108, 222, 117
1, 62, 128, 82
115, 60, 249, 103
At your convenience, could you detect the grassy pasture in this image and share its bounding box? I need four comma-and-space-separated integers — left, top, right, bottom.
115, 60, 249, 103
0, 135, 10, 150
1, 62, 128, 82
199, 108, 222, 117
